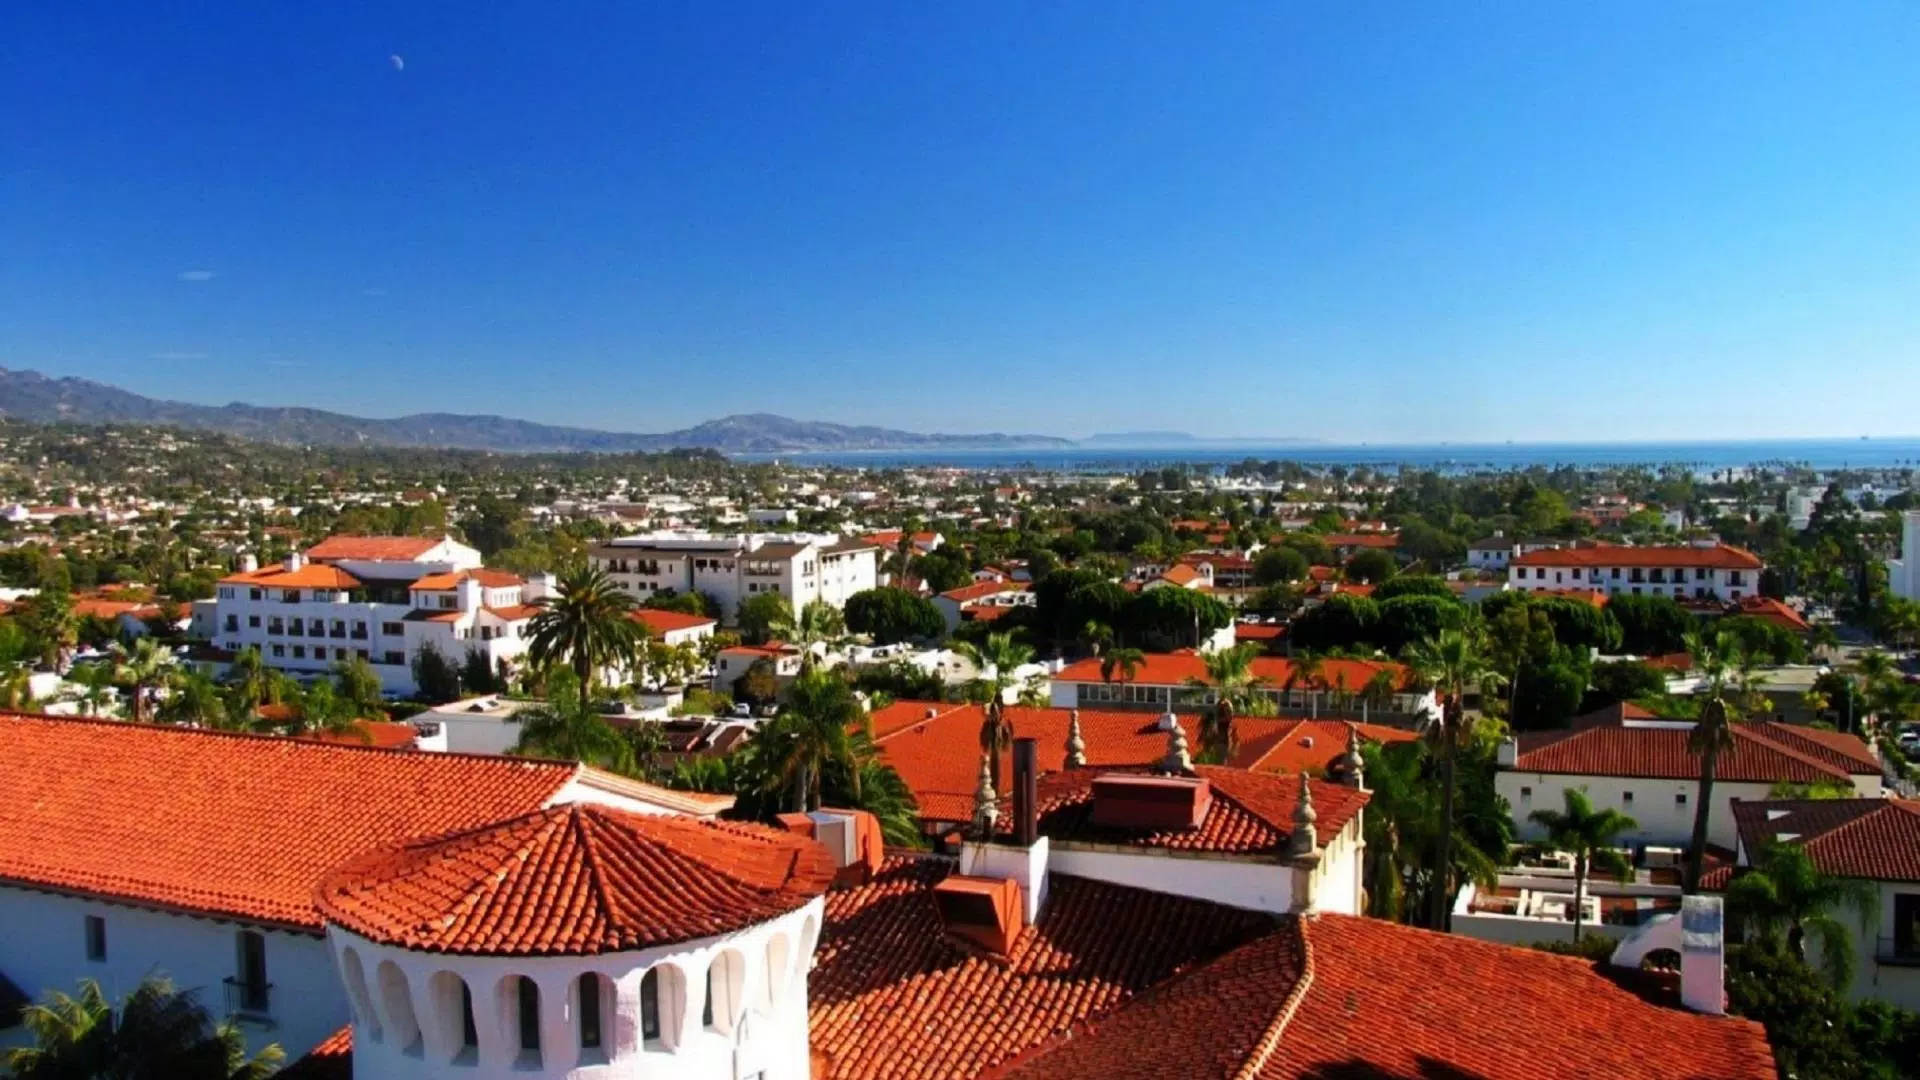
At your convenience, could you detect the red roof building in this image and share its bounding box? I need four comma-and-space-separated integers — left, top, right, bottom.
1508, 542, 1764, 603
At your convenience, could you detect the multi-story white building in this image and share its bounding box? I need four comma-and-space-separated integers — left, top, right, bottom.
1507, 540, 1763, 602
590, 532, 877, 623
207, 535, 549, 697
1888, 510, 1920, 603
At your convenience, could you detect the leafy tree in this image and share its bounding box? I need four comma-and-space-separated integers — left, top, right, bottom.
1372, 574, 1453, 602
460, 648, 501, 695
1252, 545, 1309, 585
1343, 548, 1397, 584
156, 669, 231, 728
1727, 841, 1878, 989
736, 591, 795, 645
1586, 659, 1666, 710
1360, 739, 1505, 926
527, 565, 640, 710
854, 659, 947, 703
1288, 593, 1381, 652
1715, 614, 1807, 665
641, 589, 715, 617
733, 658, 782, 707
18, 587, 75, 667
333, 655, 386, 715
844, 587, 944, 644
1125, 586, 1231, 651
1375, 594, 1468, 654
1510, 652, 1589, 730
1244, 583, 1303, 620
410, 640, 464, 704
1608, 593, 1694, 655
110, 637, 169, 724
754, 666, 865, 811
1726, 939, 1920, 1080
512, 670, 635, 774
910, 548, 973, 594
1281, 532, 1333, 566
1530, 596, 1622, 654
1404, 628, 1505, 929
1527, 787, 1635, 941
5, 975, 283, 1080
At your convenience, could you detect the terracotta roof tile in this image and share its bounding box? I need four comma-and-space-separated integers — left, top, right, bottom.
409, 568, 523, 590
1731, 798, 1920, 883
0, 713, 577, 931
1512, 542, 1763, 570
940, 580, 1027, 603
278, 1025, 352, 1080
317, 804, 832, 955
1016, 765, 1369, 853
1512, 706, 1874, 784
306, 535, 447, 561
220, 563, 362, 589
1052, 653, 1413, 693
808, 859, 1279, 1079
631, 608, 718, 634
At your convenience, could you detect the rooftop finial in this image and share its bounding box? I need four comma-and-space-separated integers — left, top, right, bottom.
971, 751, 999, 839
1332, 724, 1366, 788
1065, 708, 1087, 769
1163, 717, 1192, 775
1287, 771, 1318, 858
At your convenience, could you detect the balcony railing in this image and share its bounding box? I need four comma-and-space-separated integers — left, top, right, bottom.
223, 976, 273, 1021
1877, 937, 1920, 967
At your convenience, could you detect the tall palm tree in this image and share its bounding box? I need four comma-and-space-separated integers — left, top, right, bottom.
955, 631, 1035, 791
1099, 646, 1144, 688
512, 670, 636, 774
1359, 739, 1501, 924
1284, 649, 1326, 714
6, 975, 283, 1080
759, 665, 864, 811
1682, 629, 1767, 891
1404, 627, 1505, 929
1528, 787, 1636, 942
156, 669, 231, 729
224, 646, 272, 716
774, 600, 851, 672
68, 662, 118, 717
527, 565, 640, 711
1185, 642, 1275, 762
112, 637, 170, 724
1727, 841, 1878, 989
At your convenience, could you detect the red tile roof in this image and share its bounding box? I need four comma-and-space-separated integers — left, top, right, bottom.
1731, 798, 1920, 883
482, 603, 542, 620
1015, 765, 1369, 853
317, 804, 833, 955
631, 607, 718, 635
808, 858, 1279, 1080
1321, 532, 1400, 549
1513, 706, 1876, 784
1736, 595, 1810, 632
939, 579, 1026, 603
279, 1026, 352, 1080
1512, 542, 1763, 570
298, 721, 420, 751
0, 713, 578, 932
1053, 652, 1413, 694
409, 568, 523, 590
306, 535, 446, 561
1158, 563, 1204, 586
219, 563, 363, 589
1236, 719, 1417, 776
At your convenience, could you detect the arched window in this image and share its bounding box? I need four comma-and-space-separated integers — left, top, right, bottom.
764, 934, 791, 1009
375, 961, 421, 1054
705, 950, 746, 1035
340, 948, 380, 1041
426, 972, 476, 1063
578, 974, 603, 1051
641, 968, 661, 1042
515, 976, 541, 1057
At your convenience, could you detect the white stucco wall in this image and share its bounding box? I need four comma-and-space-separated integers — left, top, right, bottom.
0, 885, 346, 1061
330, 898, 823, 1080
1501, 772, 1783, 851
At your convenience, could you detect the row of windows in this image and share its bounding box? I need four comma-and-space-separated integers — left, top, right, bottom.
83, 915, 271, 1017
268, 644, 372, 663
1518, 786, 1686, 808
1515, 566, 1732, 583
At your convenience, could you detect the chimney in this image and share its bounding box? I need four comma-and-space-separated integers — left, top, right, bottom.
285, 550, 306, 571
1496, 736, 1518, 768
238, 552, 259, 574
1011, 737, 1038, 848
777, 808, 884, 889
1680, 894, 1726, 1016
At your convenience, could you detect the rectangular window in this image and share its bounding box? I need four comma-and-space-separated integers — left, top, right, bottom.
383, 651, 405, 666
1519, 786, 1532, 800
382, 622, 404, 636
249, 588, 262, 601
271, 644, 285, 658
85, 915, 106, 961
1676, 792, 1687, 805
291, 645, 305, 660
1895, 894, 1920, 958
1622, 791, 1634, 804
248, 615, 261, 628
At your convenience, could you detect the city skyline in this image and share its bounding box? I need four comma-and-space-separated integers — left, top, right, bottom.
5, 3, 1919, 442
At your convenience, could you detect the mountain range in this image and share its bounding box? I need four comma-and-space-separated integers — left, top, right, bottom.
0, 368, 1072, 454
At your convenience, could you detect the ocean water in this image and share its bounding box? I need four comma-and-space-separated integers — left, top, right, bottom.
737, 438, 1920, 474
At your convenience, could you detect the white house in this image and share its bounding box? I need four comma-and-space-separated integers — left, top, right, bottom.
931, 580, 1032, 636
1498, 703, 1882, 852
590, 532, 877, 624
1722, 798, 1920, 1011
1507, 541, 1763, 602
205, 535, 548, 697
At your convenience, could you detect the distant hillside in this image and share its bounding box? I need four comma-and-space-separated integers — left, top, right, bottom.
0, 368, 1071, 454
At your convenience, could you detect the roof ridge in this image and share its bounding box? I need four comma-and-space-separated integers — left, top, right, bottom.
1734, 725, 1850, 780
871, 701, 973, 743
571, 807, 619, 937
1233, 917, 1317, 1080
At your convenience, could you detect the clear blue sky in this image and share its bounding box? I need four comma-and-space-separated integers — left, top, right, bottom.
4, 3, 1918, 442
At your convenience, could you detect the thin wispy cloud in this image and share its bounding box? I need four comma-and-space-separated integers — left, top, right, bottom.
389, 54, 405, 72
149, 351, 208, 361
177, 269, 216, 282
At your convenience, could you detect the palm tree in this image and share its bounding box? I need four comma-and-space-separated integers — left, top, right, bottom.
527, 565, 640, 711
1404, 627, 1505, 929
1682, 629, 1768, 891
6, 975, 283, 1080
156, 669, 231, 728
1284, 649, 1327, 714
68, 661, 119, 717
774, 600, 851, 672
111, 637, 170, 723
332, 656, 386, 717
758, 665, 864, 811
1528, 788, 1636, 942
1807, 622, 1839, 661
954, 632, 1035, 791
1186, 642, 1275, 762
224, 646, 272, 715
1099, 646, 1144, 688
512, 670, 636, 773
1727, 841, 1878, 989
1360, 739, 1501, 924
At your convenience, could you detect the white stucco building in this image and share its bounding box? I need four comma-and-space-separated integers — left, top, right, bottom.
1498, 703, 1881, 852
1888, 510, 1920, 603
206, 535, 549, 697
1506, 541, 1763, 602
590, 532, 877, 624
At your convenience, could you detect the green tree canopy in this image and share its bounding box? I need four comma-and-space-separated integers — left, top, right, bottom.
1252, 545, 1309, 585
844, 587, 944, 645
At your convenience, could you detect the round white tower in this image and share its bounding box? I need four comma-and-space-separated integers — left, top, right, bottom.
314, 804, 835, 1080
